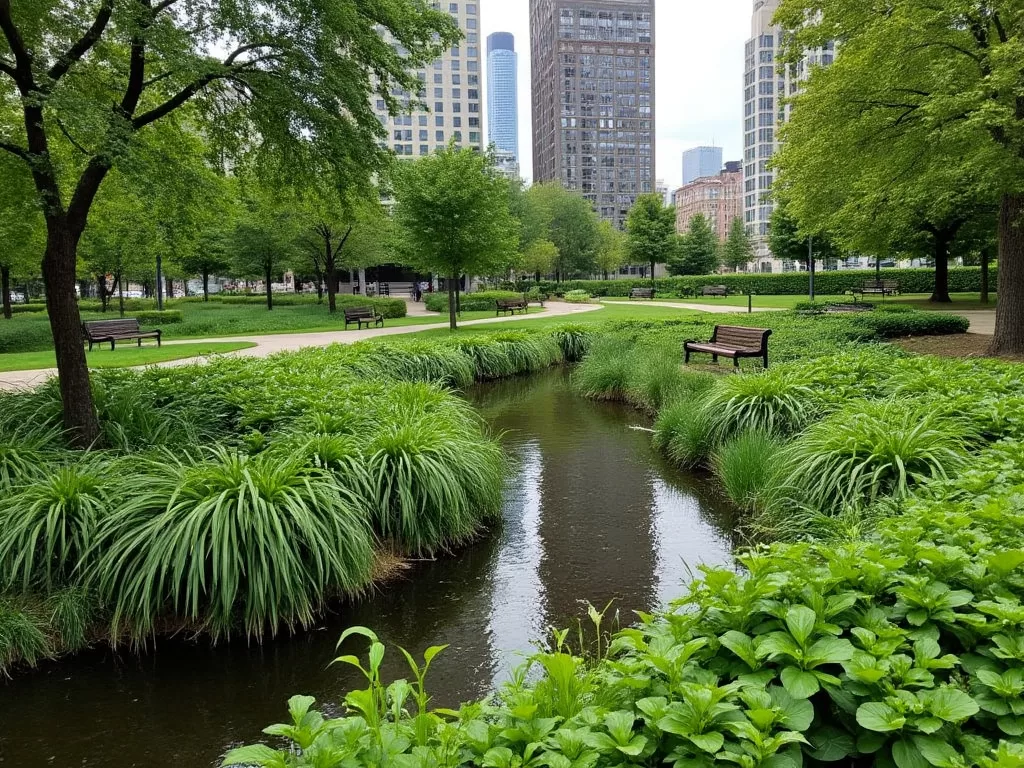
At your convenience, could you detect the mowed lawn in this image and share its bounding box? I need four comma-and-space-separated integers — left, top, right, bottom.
0, 341, 255, 372
601, 292, 996, 311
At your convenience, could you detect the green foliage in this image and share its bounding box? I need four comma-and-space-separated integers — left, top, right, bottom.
393, 148, 519, 329
781, 400, 974, 512
132, 310, 183, 325
523, 183, 601, 278
0, 599, 49, 673
669, 214, 719, 276
702, 370, 818, 441
712, 430, 785, 513
516, 266, 995, 298
653, 399, 716, 468
572, 337, 634, 401
563, 290, 592, 304
94, 448, 377, 639
424, 291, 523, 313
626, 193, 677, 274
721, 217, 755, 272
0, 462, 111, 591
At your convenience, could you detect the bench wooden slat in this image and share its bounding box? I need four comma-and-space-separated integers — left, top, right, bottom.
83, 318, 162, 351
344, 307, 383, 330
684, 325, 771, 369
496, 299, 528, 316
630, 288, 655, 299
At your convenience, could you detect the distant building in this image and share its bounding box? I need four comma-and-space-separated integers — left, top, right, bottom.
674, 164, 744, 242
530, 0, 655, 229
743, 0, 834, 271
493, 150, 521, 179
682, 146, 723, 185
486, 32, 519, 161
656, 179, 671, 207
371, 4, 483, 158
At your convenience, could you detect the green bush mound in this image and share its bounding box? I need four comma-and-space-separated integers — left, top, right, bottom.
515, 266, 994, 297
0, 326, 584, 668
425, 290, 523, 313
131, 310, 183, 324
226, 450, 1024, 768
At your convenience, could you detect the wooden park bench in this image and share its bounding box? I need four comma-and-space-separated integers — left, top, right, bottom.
82, 318, 161, 351
630, 287, 655, 300
701, 285, 729, 297
855, 279, 901, 298
496, 298, 529, 317
684, 325, 772, 369
344, 306, 384, 330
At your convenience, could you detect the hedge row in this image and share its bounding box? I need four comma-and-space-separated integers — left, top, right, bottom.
425, 290, 522, 313
132, 310, 183, 325
510, 266, 995, 297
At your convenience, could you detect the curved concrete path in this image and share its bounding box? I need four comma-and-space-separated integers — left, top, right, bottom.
601, 299, 782, 314
0, 301, 604, 391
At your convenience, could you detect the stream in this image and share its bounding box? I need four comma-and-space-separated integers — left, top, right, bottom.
0, 368, 737, 767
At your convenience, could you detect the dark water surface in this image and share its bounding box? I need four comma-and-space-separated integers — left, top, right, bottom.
0, 369, 736, 767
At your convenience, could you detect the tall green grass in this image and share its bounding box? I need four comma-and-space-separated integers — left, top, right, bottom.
652, 399, 716, 468
781, 400, 973, 513
93, 448, 377, 639
572, 337, 634, 400
702, 370, 817, 442
0, 599, 49, 672
712, 430, 785, 514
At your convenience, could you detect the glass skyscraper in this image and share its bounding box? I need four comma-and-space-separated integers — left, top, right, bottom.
682, 146, 723, 185
486, 32, 519, 161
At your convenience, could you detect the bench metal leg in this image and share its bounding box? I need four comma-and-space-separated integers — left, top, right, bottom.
684, 348, 690, 364
734, 357, 740, 368
712, 354, 718, 364
763, 352, 769, 370
110, 340, 116, 351
138, 338, 142, 347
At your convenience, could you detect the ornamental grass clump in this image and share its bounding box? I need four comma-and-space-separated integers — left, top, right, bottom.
551, 325, 593, 362
781, 399, 973, 513
712, 429, 786, 515
0, 461, 112, 591
653, 398, 716, 468
93, 448, 377, 639
571, 336, 634, 400
0, 600, 48, 672
702, 369, 818, 442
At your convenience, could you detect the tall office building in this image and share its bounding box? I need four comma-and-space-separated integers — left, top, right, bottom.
372, 2, 484, 158
682, 146, 723, 185
487, 32, 519, 161
530, 0, 655, 229
674, 162, 743, 242
743, 0, 834, 271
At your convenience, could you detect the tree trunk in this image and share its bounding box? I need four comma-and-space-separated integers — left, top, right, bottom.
117, 272, 125, 318
650, 260, 656, 284
155, 253, 164, 310
448, 273, 458, 331
165, 276, 174, 303
265, 264, 273, 310
1, 266, 11, 320
981, 247, 991, 305
43, 225, 100, 446
326, 255, 338, 314
315, 271, 324, 304
930, 236, 952, 303
358, 267, 367, 296
202, 268, 210, 301
991, 193, 1024, 355
97, 275, 109, 312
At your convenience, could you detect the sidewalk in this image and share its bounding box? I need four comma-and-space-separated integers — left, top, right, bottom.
601, 299, 782, 314
0, 302, 603, 391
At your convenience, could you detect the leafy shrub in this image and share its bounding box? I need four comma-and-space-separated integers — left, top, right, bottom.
511, 266, 993, 297
563, 290, 592, 303
852, 311, 970, 338
551, 325, 593, 362
93, 448, 377, 638
424, 290, 522, 313
571, 337, 634, 400
712, 429, 785, 513
131, 310, 183, 325
781, 399, 973, 512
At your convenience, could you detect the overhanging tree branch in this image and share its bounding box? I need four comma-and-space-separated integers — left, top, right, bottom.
46, 0, 114, 85
0, 58, 14, 78
0, 0, 34, 83
0, 140, 29, 162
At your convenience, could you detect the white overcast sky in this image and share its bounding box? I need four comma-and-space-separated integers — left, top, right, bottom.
480, 0, 751, 190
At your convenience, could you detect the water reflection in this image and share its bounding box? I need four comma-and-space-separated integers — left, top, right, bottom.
0, 368, 735, 768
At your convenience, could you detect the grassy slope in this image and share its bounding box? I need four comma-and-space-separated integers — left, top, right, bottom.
601, 292, 996, 311
0, 342, 254, 372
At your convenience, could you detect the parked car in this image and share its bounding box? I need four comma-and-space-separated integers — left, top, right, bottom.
8, 292, 25, 303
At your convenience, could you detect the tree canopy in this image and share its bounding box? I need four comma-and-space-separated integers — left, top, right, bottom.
626, 193, 677, 281
669, 214, 719, 276
393, 147, 519, 330
0, 0, 460, 443
721, 217, 754, 273
776, 0, 1024, 351
522, 184, 600, 279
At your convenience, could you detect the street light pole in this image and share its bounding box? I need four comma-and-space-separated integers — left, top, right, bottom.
808, 236, 815, 302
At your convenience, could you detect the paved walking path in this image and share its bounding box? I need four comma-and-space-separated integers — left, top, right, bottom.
0, 301, 603, 391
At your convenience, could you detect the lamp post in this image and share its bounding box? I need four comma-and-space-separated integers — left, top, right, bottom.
808, 236, 816, 302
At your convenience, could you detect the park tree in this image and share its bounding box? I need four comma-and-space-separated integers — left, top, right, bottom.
521, 239, 559, 283
523, 184, 600, 279
0, 155, 43, 319
626, 193, 677, 281
0, 0, 459, 444
775, 0, 1024, 354
595, 220, 627, 280
231, 178, 303, 310
721, 217, 755, 272
393, 146, 519, 330
670, 214, 719, 276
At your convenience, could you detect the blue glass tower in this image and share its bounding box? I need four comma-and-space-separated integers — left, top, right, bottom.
486, 32, 519, 160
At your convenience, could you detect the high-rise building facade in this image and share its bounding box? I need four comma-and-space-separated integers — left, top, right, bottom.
530, 0, 655, 229
743, 0, 834, 271
486, 32, 519, 161
674, 162, 744, 242
372, 2, 484, 158
682, 146, 724, 185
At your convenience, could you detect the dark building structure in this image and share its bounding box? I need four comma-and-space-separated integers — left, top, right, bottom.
529, 0, 655, 228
